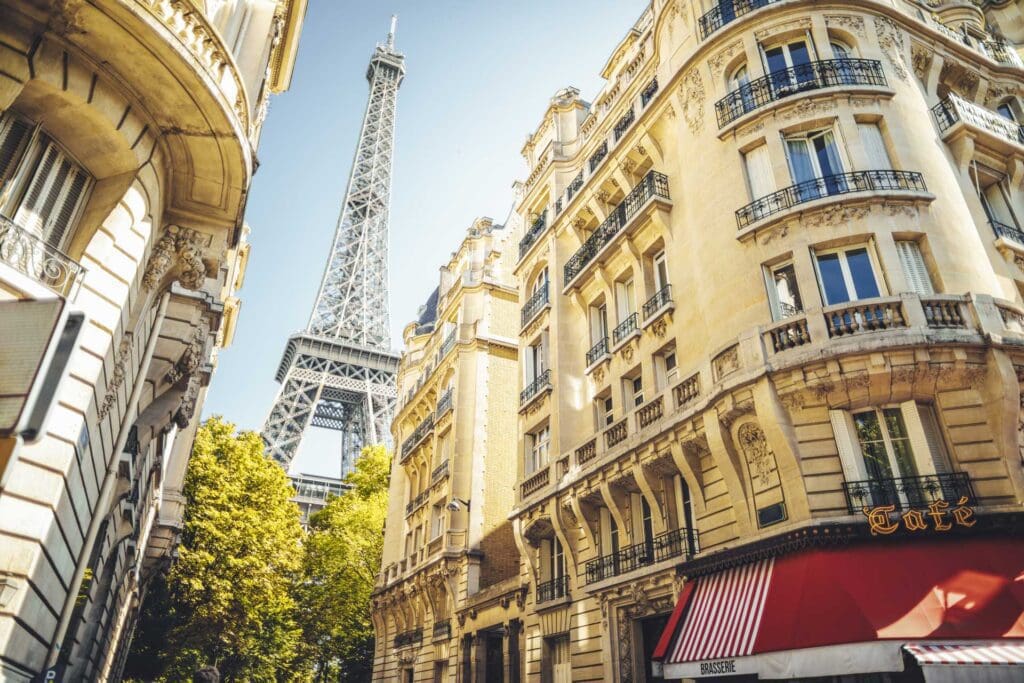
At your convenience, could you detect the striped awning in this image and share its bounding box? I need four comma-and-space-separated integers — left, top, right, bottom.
905, 642, 1024, 666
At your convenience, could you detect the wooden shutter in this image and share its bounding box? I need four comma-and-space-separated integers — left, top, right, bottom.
744, 143, 775, 199
13, 143, 60, 236
901, 401, 938, 475
858, 123, 892, 169
829, 409, 868, 482
918, 403, 952, 474
0, 115, 33, 196
896, 240, 934, 295
44, 164, 88, 249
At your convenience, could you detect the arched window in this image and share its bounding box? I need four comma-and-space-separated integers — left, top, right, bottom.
997, 99, 1018, 122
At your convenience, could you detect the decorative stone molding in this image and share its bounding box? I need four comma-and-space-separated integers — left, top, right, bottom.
755, 18, 811, 42
825, 14, 867, 39
938, 60, 980, 99
175, 374, 201, 429
651, 318, 668, 338
143, 226, 207, 291
911, 42, 934, 82
779, 98, 837, 121
713, 344, 740, 381
800, 204, 870, 229
634, 142, 647, 157
874, 16, 909, 81
593, 365, 605, 383
165, 328, 205, 385
708, 40, 743, 73
737, 422, 776, 489
677, 67, 705, 135
620, 343, 634, 362
98, 333, 133, 419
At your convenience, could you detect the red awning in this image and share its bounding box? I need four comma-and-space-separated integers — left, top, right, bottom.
657, 537, 1024, 679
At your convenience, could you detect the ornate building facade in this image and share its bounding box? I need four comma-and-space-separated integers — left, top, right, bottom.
510, 0, 1024, 681
372, 217, 525, 682
0, 1, 304, 680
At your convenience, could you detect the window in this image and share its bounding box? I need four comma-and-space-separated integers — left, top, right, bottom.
744, 143, 775, 201
830, 41, 852, 59
997, 101, 1017, 122
857, 122, 892, 170
596, 394, 614, 428
653, 250, 669, 292
784, 129, 847, 199
626, 374, 644, 408
813, 246, 881, 305
655, 348, 678, 391
729, 63, 755, 114
615, 277, 636, 322
546, 635, 571, 683
430, 503, 445, 540
976, 170, 1019, 235
526, 425, 550, 475
895, 240, 934, 295
525, 331, 549, 383
765, 261, 803, 320
762, 38, 815, 92
589, 302, 609, 345
0, 114, 91, 248
544, 536, 565, 582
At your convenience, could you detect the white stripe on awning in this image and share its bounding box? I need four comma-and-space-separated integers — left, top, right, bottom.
906, 642, 1024, 666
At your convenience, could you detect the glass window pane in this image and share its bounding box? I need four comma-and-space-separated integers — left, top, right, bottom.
816, 253, 850, 304
765, 47, 787, 74
788, 42, 811, 66
854, 411, 893, 480
786, 139, 817, 185
846, 248, 880, 299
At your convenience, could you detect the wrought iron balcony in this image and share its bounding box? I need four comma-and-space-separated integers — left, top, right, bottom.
699, 0, 780, 40
585, 527, 699, 584
537, 575, 569, 604
642, 284, 672, 320
842, 472, 975, 514
433, 620, 451, 641
394, 628, 423, 648
518, 210, 548, 260
0, 217, 86, 298
932, 94, 1024, 146
431, 459, 449, 484
521, 282, 550, 328
566, 172, 584, 203
614, 107, 636, 141
589, 141, 608, 172
641, 78, 659, 107
736, 170, 927, 229
400, 414, 435, 460
439, 329, 456, 361
933, 22, 1024, 68
405, 489, 429, 516
612, 312, 639, 345
565, 170, 671, 283
586, 336, 610, 367
716, 59, 886, 128
435, 388, 453, 419
991, 218, 1024, 245
520, 369, 552, 407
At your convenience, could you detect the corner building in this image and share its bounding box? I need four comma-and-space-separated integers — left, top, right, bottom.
0, 1, 304, 680
373, 218, 524, 682
513, 1, 1024, 681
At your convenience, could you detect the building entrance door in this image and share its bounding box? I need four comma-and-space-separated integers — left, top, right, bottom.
485, 632, 504, 682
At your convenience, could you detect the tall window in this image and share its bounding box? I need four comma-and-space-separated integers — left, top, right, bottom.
785, 129, 847, 198
626, 374, 644, 408
0, 113, 91, 248
813, 246, 881, 305
765, 261, 803, 320
744, 142, 775, 202
615, 277, 636, 323
525, 331, 549, 383
653, 251, 669, 293
596, 394, 614, 428
857, 122, 892, 169
763, 38, 814, 92
589, 302, 609, 345
895, 240, 934, 295
526, 424, 550, 475
430, 503, 445, 540
997, 100, 1018, 122
655, 348, 678, 391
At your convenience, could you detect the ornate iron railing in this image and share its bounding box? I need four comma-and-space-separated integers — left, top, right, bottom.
614, 107, 636, 141
0, 217, 87, 298
589, 141, 608, 172
520, 369, 552, 406
565, 170, 671, 283
405, 489, 429, 516
612, 313, 639, 345
431, 459, 449, 484
642, 284, 672, 320
433, 620, 451, 640
932, 94, 1024, 145
518, 211, 548, 260
521, 282, 550, 328
566, 171, 584, 202
716, 59, 886, 127
736, 170, 927, 229
537, 575, 570, 603
439, 329, 457, 360
842, 472, 975, 514
394, 628, 423, 648
401, 414, 435, 459
641, 78, 659, 107
699, 0, 781, 40
435, 389, 453, 419
585, 527, 699, 584
586, 337, 610, 366
992, 218, 1024, 245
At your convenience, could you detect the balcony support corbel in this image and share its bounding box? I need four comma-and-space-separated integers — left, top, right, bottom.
634, 458, 669, 535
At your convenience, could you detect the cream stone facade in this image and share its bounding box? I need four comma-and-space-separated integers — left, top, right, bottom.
0, 1, 304, 680
373, 217, 525, 682
509, 0, 1024, 682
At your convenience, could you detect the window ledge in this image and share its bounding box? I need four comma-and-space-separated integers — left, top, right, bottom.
585, 352, 612, 375
610, 329, 641, 353
642, 301, 675, 328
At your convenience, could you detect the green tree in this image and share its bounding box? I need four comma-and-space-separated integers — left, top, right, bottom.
161, 417, 306, 681
296, 445, 390, 681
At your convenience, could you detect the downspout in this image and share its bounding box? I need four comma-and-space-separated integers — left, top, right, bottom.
46, 291, 171, 670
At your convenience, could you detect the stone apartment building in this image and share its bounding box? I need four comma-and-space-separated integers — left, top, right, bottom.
372, 217, 524, 682
0, 1, 304, 680
509, 0, 1024, 681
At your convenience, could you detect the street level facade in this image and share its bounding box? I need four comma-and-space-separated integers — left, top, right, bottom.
373, 0, 1024, 681
373, 217, 524, 682
0, 0, 304, 680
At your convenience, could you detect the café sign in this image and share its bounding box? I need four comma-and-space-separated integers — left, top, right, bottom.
862, 497, 976, 535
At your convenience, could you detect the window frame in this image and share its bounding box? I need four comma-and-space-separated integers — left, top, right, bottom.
812, 242, 886, 306
764, 259, 803, 321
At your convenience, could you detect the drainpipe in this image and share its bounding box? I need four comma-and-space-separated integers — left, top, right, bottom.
45, 291, 171, 670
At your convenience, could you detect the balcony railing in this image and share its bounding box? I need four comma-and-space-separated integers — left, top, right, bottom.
0, 217, 87, 298
765, 315, 811, 353
405, 489, 429, 516
922, 297, 967, 329
394, 628, 423, 648
932, 94, 1024, 146
435, 389, 453, 419
439, 329, 457, 361
674, 373, 701, 407
521, 282, 550, 328
641, 78, 659, 107
401, 414, 435, 459
614, 107, 636, 141
519, 211, 548, 260
588, 141, 608, 172
824, 298, 906, 338
521, 466, 550, 498
537, 575, 569, 604
520, 369, 552, 407
699, 0, 780, 40
585, 527, 699, 584
842, 472, 975, 514
604, 419, 627, 449
716, 59, 886, 128
586, 337, 610, 367
431, 459, 449, 484
565, 170, 671, 283
637, 396, 664, 429
576, 438, 597, 466
433, 620, 451, 641
736, 170, 927, 229
991, 218, 1024, 245
612, 312, 639, 345
642, 284, 672, 320
933, 22, 1024, 68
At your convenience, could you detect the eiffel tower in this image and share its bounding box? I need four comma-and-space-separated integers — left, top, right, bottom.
262, 17, 403, 476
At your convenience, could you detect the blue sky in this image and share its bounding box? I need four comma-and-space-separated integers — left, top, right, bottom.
203, 0, 645, 477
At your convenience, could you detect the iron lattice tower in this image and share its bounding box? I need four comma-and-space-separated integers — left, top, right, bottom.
262, 18, 404, 475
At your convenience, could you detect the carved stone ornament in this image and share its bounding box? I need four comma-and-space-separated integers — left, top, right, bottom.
737, 422, 775, 489
677, 67, 705, 135
98, 333, 133, 419
780, 98, 836, 121
620, 343, 634, 362
174, 373, 201, 429
874, 16, 909, 81
142, 225, 207, 291
621, 158, 638, 174
778, 391, 805, 411
165, 328, 205, 385
911, 42, 933, 83
596, 189, 611, 203
651, 318, 668, 338
825, 14, 866, 39
571, 215, 587, 231
939, 61, 980, 99
634, 142, 647, 157
593, 365, 605, 383
708, 40, 743, 73
800, 204, 870, 229
713, 345, 740, 381
758, 222, 790, 246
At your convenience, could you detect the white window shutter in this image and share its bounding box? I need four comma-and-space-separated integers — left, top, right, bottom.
896, 240, 934, 295
829, 410, 868, 483
918, 403, 952, 474
744, 143, 775, 199
44, 165, 88, 249
900, 401, 935, 476
13, 143, 61, 236
858, 123, 892, 169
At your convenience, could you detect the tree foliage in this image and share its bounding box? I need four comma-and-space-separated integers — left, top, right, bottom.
160, 417, 305, 681
295, 445, 390, 681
